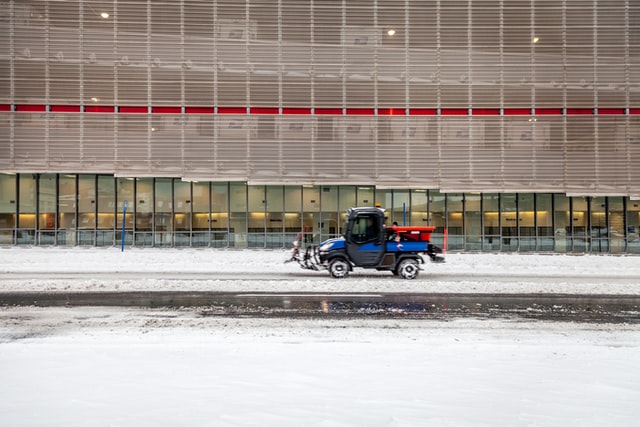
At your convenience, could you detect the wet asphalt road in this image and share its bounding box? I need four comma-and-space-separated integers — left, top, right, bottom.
2, 291, 640, 324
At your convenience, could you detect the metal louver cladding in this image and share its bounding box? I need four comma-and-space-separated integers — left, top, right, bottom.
0, 0, 638, 196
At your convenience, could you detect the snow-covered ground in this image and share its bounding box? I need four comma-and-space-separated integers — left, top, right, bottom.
1, 248, 640, 426
1, 247, 640, 294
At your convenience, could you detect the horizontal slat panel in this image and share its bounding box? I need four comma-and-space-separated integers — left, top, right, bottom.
1, 1, 638, 196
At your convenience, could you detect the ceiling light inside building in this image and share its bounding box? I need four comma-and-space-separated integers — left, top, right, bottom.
387, 29, 396, 36
101, 12, 110, 19
533, 36, 540, 43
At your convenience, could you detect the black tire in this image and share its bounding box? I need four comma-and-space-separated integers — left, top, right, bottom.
397, 259, 419, 280
328, 258, 350, 279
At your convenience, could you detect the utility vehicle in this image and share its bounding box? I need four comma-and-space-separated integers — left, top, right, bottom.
291, 207, 444, 279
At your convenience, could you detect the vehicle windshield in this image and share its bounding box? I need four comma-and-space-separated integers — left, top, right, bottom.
351, 214, 379, 244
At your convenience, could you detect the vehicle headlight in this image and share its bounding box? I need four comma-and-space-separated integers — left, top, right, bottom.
319, 243, 331, 253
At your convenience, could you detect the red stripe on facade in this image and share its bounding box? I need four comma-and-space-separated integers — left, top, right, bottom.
185, 107, 215, 114
152, 106, 182, 114
534, 108, 563, 115
409, 108, 438, 116
119, 106, 148, 114
471, 108, 500, 116
1, 104, 635, 116
15, 104, 47, 112
85, 105, 115, 113
378, 108, 405, 116
566, 108, 594, 115
503, 108, 531, 115
346, 108, 375, 115
218, 107, 247, 114
440, 108, 469, 116
250, 107, 279, 114
596, 108, 625, 115
50, 105, 81, 112
282, 107, 312, 115
314, 108, 343, 115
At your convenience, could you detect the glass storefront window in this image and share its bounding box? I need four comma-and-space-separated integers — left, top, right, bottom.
174, 179, 191, 246
572, 197, 588, 252
37, 174, 56, 245
284, 186, 302, 243
410, 190, 428, 228
536, 194, 553, 251
518, 194, 534, 252
38, 174, 56, 228
18, 174, 36, 244
609, 197, 625, 253
229, 182, 247, 248
211, 183, 229, 247
428, 190, 446, 248
3, 176, 640, 253
356, 187, 374, 207
628, 199, 640, 254
590, 197, 609, 253
155, 178, 172, 247
302, 186, 321, 245
447, 193, 463, 250
78, 175, 95, 230
391, 190, 410, 226
320, 186, 339, 239
133, 178, 153, 246
97, 176, 115, 246
464, 193, 482, 251
191, 182, 210, 247
500, 193, 517, 251
265, 186, 285, 248
483, 193, 500, 251
116, 178, 134, 246
58, 174, 77, 246
248, 185, 266, 248
0, 174, 16, 244
338, 186, 357, 230
554, 194, 570, 253
375, 189, 392, 213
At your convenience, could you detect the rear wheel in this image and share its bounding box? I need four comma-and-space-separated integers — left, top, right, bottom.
328, 258, 350, 279
397, 259, 419, 280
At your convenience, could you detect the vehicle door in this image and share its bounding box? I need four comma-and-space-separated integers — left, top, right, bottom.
346, 213, 385, 266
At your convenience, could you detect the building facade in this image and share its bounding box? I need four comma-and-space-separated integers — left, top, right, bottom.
1, 1, 639, 252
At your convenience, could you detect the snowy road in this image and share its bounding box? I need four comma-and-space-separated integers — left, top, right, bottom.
3, 269, 640, 284
2, 249, 640, 426
2, 248, 639, 296
2, 290, 640, 323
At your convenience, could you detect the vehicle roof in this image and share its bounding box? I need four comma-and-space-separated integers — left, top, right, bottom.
347, 207, 386, 216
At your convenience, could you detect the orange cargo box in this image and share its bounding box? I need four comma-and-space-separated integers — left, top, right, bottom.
386, 226, 435, 242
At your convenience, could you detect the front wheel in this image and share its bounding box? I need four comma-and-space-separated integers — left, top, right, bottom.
328, 258, 350, 279
397, 259, 420, 280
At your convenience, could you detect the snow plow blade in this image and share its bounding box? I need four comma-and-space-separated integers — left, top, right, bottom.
284, 246, 321, 270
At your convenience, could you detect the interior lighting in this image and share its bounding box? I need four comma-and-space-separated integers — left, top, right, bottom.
533, 36, 540, 43
101, 12, 110, 19
387, 29, 396, 36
